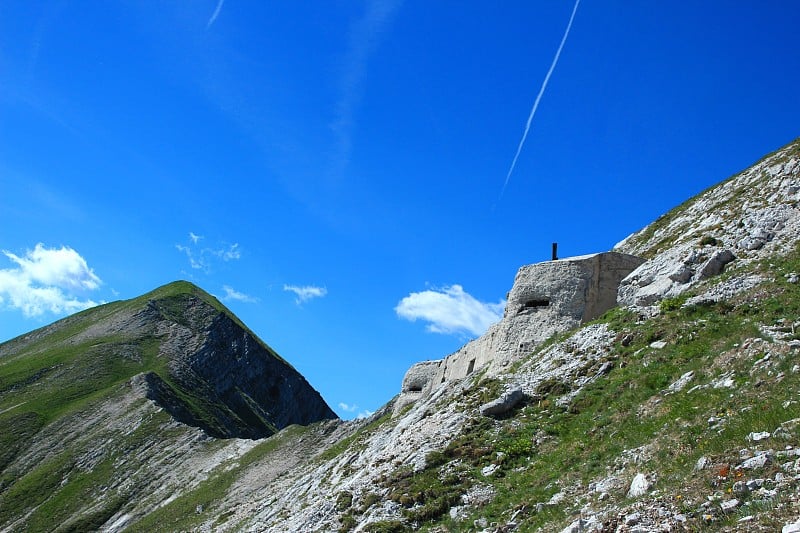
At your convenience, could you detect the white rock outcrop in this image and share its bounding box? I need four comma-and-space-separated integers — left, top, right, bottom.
616, 143, 800, 307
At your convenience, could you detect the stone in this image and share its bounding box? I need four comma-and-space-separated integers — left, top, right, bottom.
745, 479, 764, 491
668, 265, 693, 283
720, 498, 740, 512
449, 506, 468, 520
748, 431, 771, 442
627, 473, 650, 498
697, 249, 736, 280
560, 516, 601, 533
741, 452, 773, 469
624, 512, 641, 525
784, 519, 800, 533
738, 237, 765, 251
481, 464, 499, 477
650, 340, 667, 349
732, 481, 749, 495
593, 475, 622, 493
667, 371, 694, 392
695, 456, 711, 471
480, 387, 525, 417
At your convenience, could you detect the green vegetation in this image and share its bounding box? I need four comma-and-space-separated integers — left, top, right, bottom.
699, 235, 719, 246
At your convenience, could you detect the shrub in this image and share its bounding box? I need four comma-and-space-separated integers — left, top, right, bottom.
335, 491, 353, 512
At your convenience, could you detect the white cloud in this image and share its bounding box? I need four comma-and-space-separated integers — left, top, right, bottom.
395, 285, 505, 337
221, 285, 258, 303
283, 284, 327, 305
176, 244, 203, 270
0, 243, 102, 317
219, 243, 240, 261
176, 235, 241, 272
339, 402, 373, 420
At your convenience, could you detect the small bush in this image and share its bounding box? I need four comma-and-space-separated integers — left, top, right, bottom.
360, 492, 381, 511
700, 235, 719, 246
659, 295, 688, 313
335, 491, 353, 512
338, 511, 356, 532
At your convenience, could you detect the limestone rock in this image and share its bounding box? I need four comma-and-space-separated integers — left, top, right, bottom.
667, 371, 694, 392
627, 473, 650, 498
617, 140, 800, 309
696, 249, 736, 280
784, 518, 800, 533
480, 387, 524, 417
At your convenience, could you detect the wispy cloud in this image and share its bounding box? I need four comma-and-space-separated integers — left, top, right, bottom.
395, 285, 505, 337
499, 0, 581, 201
339, 402, 374, 420
175, 244, 203, 270
217, 243, 240, 261
176, 233, 241, 272
206, 0, 225, 29
283, 284, 327, 305
338, 402, 358, 412
0, 243, 102, 317
330, 0, 402, 173
222, 285, 258, 303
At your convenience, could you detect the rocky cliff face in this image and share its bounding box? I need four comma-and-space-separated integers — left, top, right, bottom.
140, 291, 337, 438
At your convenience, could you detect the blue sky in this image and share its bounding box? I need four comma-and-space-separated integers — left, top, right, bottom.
1, 1, 798, 419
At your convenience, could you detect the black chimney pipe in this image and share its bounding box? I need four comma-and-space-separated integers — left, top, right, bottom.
552, 242, 558, 261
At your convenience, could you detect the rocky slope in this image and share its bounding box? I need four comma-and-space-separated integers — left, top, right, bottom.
2, 138, 800, 533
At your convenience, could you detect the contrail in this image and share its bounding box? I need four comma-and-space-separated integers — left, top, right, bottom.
498, 0, 581, 201
206, 0, 225, 29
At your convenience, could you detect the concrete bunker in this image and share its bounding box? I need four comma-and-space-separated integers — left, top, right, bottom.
394, 251, 645, 415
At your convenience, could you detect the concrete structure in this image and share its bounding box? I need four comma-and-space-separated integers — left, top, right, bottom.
394, 252, 644, 414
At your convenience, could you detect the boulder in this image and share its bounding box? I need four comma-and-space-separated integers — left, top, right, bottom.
480, 387, 525, 417
697, 249, 736, 280
627, 473, 650, 498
